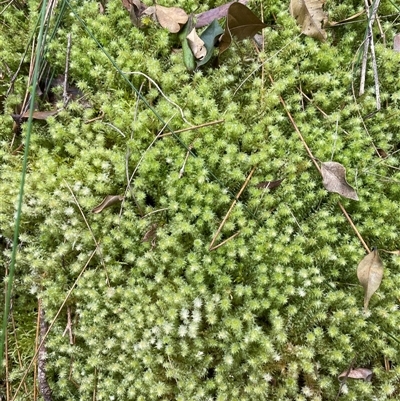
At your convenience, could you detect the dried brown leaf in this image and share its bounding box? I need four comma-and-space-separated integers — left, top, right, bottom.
187, 28, 206, 60
21, 110, 59, 120
219, 3, 267, 54
338, 368, 373, 382
321, 161, 358, 200
357, 249, 383, 311
144, 5, 188, 33
256, 179, 284, 190
92, 195, 124, 214
289, 0, 328, 41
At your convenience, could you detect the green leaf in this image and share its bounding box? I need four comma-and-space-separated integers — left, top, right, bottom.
179, 15, 196, 72
197, 19, 224, 67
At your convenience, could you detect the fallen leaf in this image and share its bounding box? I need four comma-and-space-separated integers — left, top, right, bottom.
338, 368, 373, 382
394, 34, 400, 52
376, 148, 387, 158
21, 110, 59, 120
179, 16, 196, 72
289, 0, 328, 41
195, 0, 249, 28
92, 195, 124, 213
321, 161, 358, 200
219, 3, 267, 54
130, 0, 147, 27
187, 28, 206, 60
144, 5, 188, 33
197, 19, 224, 67
357, 249, 383, 311
256, 179, 284, 190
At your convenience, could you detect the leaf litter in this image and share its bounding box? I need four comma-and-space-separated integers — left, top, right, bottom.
357, 249, 384, 311
321, 161, 358, 200
289, 0, 328, 41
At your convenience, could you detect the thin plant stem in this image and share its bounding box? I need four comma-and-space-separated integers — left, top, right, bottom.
209, 166, 256, 250
0, 0, 49, 373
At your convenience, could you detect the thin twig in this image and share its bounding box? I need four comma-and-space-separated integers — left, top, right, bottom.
62, 306, 74, 345
270, 75, 321, 173
179, 144, 193, 178
335, 356, 357, 401
84, 110, 104, 124
209, 166, 256, 250
210, 232, 241, 251
63, 33, 72, 106
337, 202, 370, 253
123, 70, 193, 126
11, 312, 29, 395
159, 119, 225, 138
64, 181, 110, 285
120, 115, 175, 219
12, 249, 97, 401
103, 122, 126, 138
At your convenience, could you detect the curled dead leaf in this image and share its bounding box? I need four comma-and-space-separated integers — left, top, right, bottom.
338, 368, 373, 382
357, 249, 383, 311
321, 161, 358, 201
187, 28, 206, 60
289, 0, 328, 41
92, 195, 124, 214
219, 3, 267, 54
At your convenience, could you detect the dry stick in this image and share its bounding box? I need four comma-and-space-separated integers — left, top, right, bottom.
63, 33, 72, 106
270, 75, 321, 174
270, 75, 370, 253
12, 249, 97, 401
210, 231, 241, 251
338, 202, 370, 253
209, 166, 256, 251
159, 119, 225, 138
64, 181, 110, 285
360, 0, 381, 111
84, 111, 104, 124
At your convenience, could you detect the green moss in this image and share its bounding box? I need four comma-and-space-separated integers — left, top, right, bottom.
2, 0, 400, 399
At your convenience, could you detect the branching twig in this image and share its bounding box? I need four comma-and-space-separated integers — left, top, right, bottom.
64, 181, 110, 285
209, 166, 256, 250
62, 306, 74, 345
